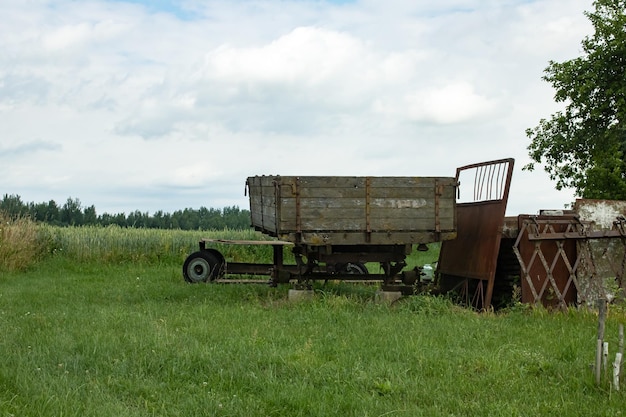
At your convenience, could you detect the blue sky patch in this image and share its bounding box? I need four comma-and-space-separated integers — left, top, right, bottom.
107, 0, 356, 16
106, 0, 194, 19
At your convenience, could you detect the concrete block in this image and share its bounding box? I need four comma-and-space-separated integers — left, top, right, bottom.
375, 290, 403, 304
288, 289, 314, 302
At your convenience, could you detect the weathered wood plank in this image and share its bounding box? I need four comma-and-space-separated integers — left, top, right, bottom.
247, 175, 458, 242
278, 197, 454, 211
276, 185, 454, 199
277, 230, 458, 245
276, 205, 455, 221
277, 176, 455, 188
278, 218, 455, 232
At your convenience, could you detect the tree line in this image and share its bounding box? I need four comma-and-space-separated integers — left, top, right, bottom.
0, 194, 251, 230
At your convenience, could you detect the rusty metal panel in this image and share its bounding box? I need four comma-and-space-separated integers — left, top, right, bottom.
512, 206, 626, 309
437, 158, 514, 310
513, 215, 578, 308
439, 201, 507, 280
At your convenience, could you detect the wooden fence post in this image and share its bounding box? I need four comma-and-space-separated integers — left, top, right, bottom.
596, 298, 607, 386
614, 324, 624, 391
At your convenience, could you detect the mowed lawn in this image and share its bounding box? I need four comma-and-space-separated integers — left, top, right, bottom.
1, 256, 625, 417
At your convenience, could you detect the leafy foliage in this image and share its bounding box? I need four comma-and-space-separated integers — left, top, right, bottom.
525, 0, 626, 199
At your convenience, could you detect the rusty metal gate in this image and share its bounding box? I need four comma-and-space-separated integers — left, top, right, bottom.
437, 158, 514, 310
513, 214, 626, 309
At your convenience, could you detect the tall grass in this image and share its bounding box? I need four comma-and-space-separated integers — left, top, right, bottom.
44, 225, 440, 269
3, 218, 440, 274
40, 224, 279, 266
0, 215, 286, 271
0, 212, 54, 271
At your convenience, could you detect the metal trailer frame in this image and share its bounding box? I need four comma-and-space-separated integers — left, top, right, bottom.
182, 158, 516, 299
182, 238, 424, 290
183, 176, 462, 291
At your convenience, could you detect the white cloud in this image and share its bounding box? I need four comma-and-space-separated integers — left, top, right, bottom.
40, 20, 128, 51
0, 0, 595, 215
205, 27, 361, 83
375, 81, 497, 124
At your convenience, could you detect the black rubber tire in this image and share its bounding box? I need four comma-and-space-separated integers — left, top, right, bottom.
182, 251, 221, 283
336, 262, 369, 275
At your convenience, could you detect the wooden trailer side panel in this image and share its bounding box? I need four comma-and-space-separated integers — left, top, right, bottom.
248, 176, 279, 236
247, 175, 457, 245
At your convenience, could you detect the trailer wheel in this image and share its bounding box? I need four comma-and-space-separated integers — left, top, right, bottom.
183, 251, 222, 283
336, 262, 369, 275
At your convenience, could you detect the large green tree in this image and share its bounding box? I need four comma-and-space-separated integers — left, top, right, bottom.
525, 0, 626, 199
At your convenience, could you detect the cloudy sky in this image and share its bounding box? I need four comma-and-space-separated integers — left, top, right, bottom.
1, 0, 593, 216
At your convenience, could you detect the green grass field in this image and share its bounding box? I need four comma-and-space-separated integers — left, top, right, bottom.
1, 220, 625, 416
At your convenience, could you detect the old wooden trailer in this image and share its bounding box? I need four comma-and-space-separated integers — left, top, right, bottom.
183, 173, 458, 291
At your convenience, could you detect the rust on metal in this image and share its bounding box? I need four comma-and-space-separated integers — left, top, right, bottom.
437, 158, 514, 310
201, 238, 294, 246
512, 215, 579, 309
512, 209, 626, 309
